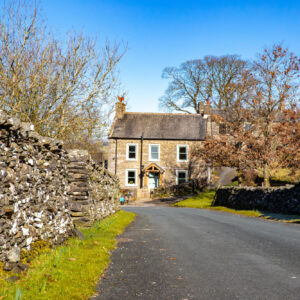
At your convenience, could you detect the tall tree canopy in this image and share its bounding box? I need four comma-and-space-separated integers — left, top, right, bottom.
0, 0, 125, 146
159, 55, 250, 112
193, 45, 300, 186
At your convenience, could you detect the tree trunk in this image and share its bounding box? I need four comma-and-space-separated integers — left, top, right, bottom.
238, 171, 243, 187
263, 164, 270, 187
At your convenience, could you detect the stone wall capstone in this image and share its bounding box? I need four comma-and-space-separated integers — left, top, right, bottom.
214, 183, 300, 215
0, 110, 120, 266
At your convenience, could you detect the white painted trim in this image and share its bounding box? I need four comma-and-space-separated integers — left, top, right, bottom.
125, 169, 137, 186
126, 143, 138, 161
176, 170, 188, 184
177, 144, 188, 162
148, 144, 160, 161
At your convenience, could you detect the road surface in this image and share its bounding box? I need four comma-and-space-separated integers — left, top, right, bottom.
93, 206, 300, 300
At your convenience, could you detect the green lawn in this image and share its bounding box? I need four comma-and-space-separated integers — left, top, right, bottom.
174, 191, 262, 217
0, 210, 135, 300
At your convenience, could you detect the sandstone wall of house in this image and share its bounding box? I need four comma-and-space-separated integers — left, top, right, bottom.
214, 183, 300, 215
0, 110, 119, 265
108, 139, 208, 191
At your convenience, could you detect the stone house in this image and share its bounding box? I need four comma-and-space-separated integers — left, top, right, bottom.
108, 101, 218, 199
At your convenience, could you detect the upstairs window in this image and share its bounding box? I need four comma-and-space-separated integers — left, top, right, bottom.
149, 144, 160, 161
177, 170, 188, 184
126, 144, 138, 160
177, 145, 188, 162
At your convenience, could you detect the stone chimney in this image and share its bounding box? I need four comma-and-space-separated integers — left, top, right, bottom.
115, 96, 125, 120
197, 102, 204, 115
204, 98, 211, 115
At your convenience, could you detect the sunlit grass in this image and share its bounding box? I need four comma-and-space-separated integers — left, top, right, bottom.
257, 167, 300, 183
174, 190, 300, 221
174, 191, 262, 217
0, 210, 136, 300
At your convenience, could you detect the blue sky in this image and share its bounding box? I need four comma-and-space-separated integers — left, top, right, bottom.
41, 0, 300, 112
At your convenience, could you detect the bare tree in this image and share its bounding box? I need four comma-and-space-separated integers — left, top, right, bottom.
159, 55, 250, 113
0, 0, 125, 144
159, 60, 211, 113
248, 44, 300, 185
204, 55, 253, 109
193, 45, 300, 186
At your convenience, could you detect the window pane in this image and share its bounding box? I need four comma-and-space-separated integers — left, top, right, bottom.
179, 153, 187, 160
151, 145, 158, 153
128, 145, 136, 159
127, 171, 136, 184
151, 152, 159, 159
129, 152, 136, 159
179, 147, 186, 153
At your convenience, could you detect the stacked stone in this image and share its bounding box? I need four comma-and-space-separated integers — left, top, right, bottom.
0, 110, 74, 264
214, 183, 300, 215
0, 110, 120, 265
67, 150, 94, 227
67, 150, 119, 227
89, 163, 120, 221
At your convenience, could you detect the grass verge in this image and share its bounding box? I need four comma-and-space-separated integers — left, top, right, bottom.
174, 191, 300, 222
0, 210, 135, 300
174, 191, 263, 218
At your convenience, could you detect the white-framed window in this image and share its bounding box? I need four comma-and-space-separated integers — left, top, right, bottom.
176, 170, 188, 184
177, 144, 188, 162
126, 169, 137, 186
126, 143, 138, 161
149, 144, 160, 161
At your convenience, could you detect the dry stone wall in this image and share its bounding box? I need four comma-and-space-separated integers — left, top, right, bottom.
0, 110, 73, 263
68, 150, 119, 227
214, 183, 300, 215
0, 110, 119, 264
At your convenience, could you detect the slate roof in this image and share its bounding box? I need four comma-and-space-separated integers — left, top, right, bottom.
109, 112, 207, 140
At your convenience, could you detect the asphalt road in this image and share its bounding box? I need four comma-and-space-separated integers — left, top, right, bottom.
93, 207, 300, 300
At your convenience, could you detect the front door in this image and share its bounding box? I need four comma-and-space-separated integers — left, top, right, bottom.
148, 172, 159, 190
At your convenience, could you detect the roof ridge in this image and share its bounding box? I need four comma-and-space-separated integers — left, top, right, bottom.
125, 112, 202, 116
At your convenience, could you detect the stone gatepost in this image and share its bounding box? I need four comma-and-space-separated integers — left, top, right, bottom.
67, 150, 94, 227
